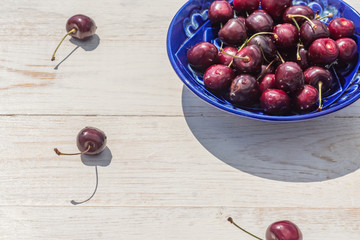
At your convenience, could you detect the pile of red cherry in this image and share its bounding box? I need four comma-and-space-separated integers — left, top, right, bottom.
187, 0, 358, 115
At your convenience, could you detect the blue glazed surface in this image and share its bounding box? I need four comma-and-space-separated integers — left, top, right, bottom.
167, 0, 360, 122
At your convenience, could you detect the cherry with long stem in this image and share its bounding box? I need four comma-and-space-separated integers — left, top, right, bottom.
54, 145, 91, 156
51, 28, 77, 61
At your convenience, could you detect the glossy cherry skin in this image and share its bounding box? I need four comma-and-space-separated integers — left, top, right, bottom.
336, 38, 358, 62
208, 0, 234, 24
304, 66, 333, 92
233, 0, 259, 14
218, 46, 237, 66
229, 74, 260, 106
187, 42, 218, 71
259, 74, 276, 92
246, 10, 274, 34
219, 18, 247, 46
294, 84, 319, 112
247, 35, 276, 61
233, 45, 263, 74
77, 127, 107, 155
307, 38, 339, 65
265, 220, 303, 240
203, 64, 235, 92
273, 24, 299, 50
329, 18, 355, 40
300, 19, 330, 47
283, 5, 314, 25
260, 89, 290, 115
275, 62, 305, 94
291, 47, 309, 70
261, 0, 292, 20
66, 14, 97, 40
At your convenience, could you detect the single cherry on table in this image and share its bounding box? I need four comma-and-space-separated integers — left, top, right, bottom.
54, 127, 107, 156
51, 14, 97, 61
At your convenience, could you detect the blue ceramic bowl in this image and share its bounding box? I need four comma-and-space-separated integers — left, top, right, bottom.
167, 0, 360, 122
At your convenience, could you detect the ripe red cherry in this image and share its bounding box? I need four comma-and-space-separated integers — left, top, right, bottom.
266, 220, 303, 240
233, 0, 259, 14
247, 35, 276, 61
307, 38, 339, 65
51, 14, 97, 61
187, 42, 218, 71
304, 66, 333, 93
246, 10, 274, 34
218, 46, 237, 66
208, 0, 234, 24
294, 84, 319, 112
283, 5, 314, 25
336, 38, 358, 62
203, 64, 235, 92
54, 127, 107, 156
229, 74, 260, 106
329, 18, 355, 40
259, 74, 276, 92
275, 62, 305, 94
233, 45, 263, 74
261, 0, 292, 20
219, 18, 247, 46
261, 89, 290, 115
273, 24, 299, 50
300, 19, 330, 47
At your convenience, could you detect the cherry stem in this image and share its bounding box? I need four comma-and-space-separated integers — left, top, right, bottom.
256, 58, 276, 81
297, 43, 302, 61
238, 32, 277, 53
287, 14, 317, 29
318, 13, 333, 21
317, 81, 323, 112
54, 145, 91, 156
315, 10, 320, 19
276, 51, 285, 64
292, 18, 301, 32
51, 28, 77, 61
227, 217, 264, 240
220, 49, 249, 62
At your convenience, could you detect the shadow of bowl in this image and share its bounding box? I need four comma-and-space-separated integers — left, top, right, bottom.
81, 147, 112, 167
182, 86, 360, 182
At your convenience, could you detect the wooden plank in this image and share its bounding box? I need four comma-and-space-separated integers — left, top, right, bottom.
1, 115, 360, 208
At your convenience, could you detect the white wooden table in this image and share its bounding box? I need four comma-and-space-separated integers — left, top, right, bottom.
1, 0, 360, 239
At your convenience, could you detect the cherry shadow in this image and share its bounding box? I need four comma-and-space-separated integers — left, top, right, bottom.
54, 34, 100, 70
71, 147, 112, 205
182, 86, 360, 182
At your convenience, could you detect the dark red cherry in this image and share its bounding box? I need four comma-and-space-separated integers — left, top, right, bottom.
259, 74, 276, 92
260, 89, 290, 115
259, 64, 275, 76
237, 16, 246, 25
233, 0, 259, 14
54, 127, 107, 156
203, 64, 235, 92
296, 47, 309, 70
336, 38, 358, 62
329, 18, 355, 40
51, 14, 97, 61
208, 0, 234, 24
247, 35, 277, 61
233, 45, 263, 74
246, 10, 274, 34
283, 5, 314, 25
229, 74, 260, 106
275, 62, 305, 94
218, 46, 237, 66
261, 0, 292, 20
300, 19, 330, 47
266, 220, 303, 240
273, 24, 299, 50
219, 18, 247, 46
304, 66, 333, 92
187, 42, 218, 71
294, 84, 319, 112
307, 38, 339, 65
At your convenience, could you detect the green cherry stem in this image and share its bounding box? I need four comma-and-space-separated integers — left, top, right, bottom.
51, 28, 77, 61
237, 32, 278, 53
220, 49, 250, 62
227, 217, 264, 240
54, 145, 91, 156
318, 13, 333, 21
276, 50, 285, 64
296, 43, 302, 61
287, 14, 317, 29
292, 18, 301, 32
317, 81, 323, 112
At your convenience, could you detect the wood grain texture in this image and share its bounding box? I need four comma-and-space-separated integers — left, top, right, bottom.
1, 0, 360, 239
